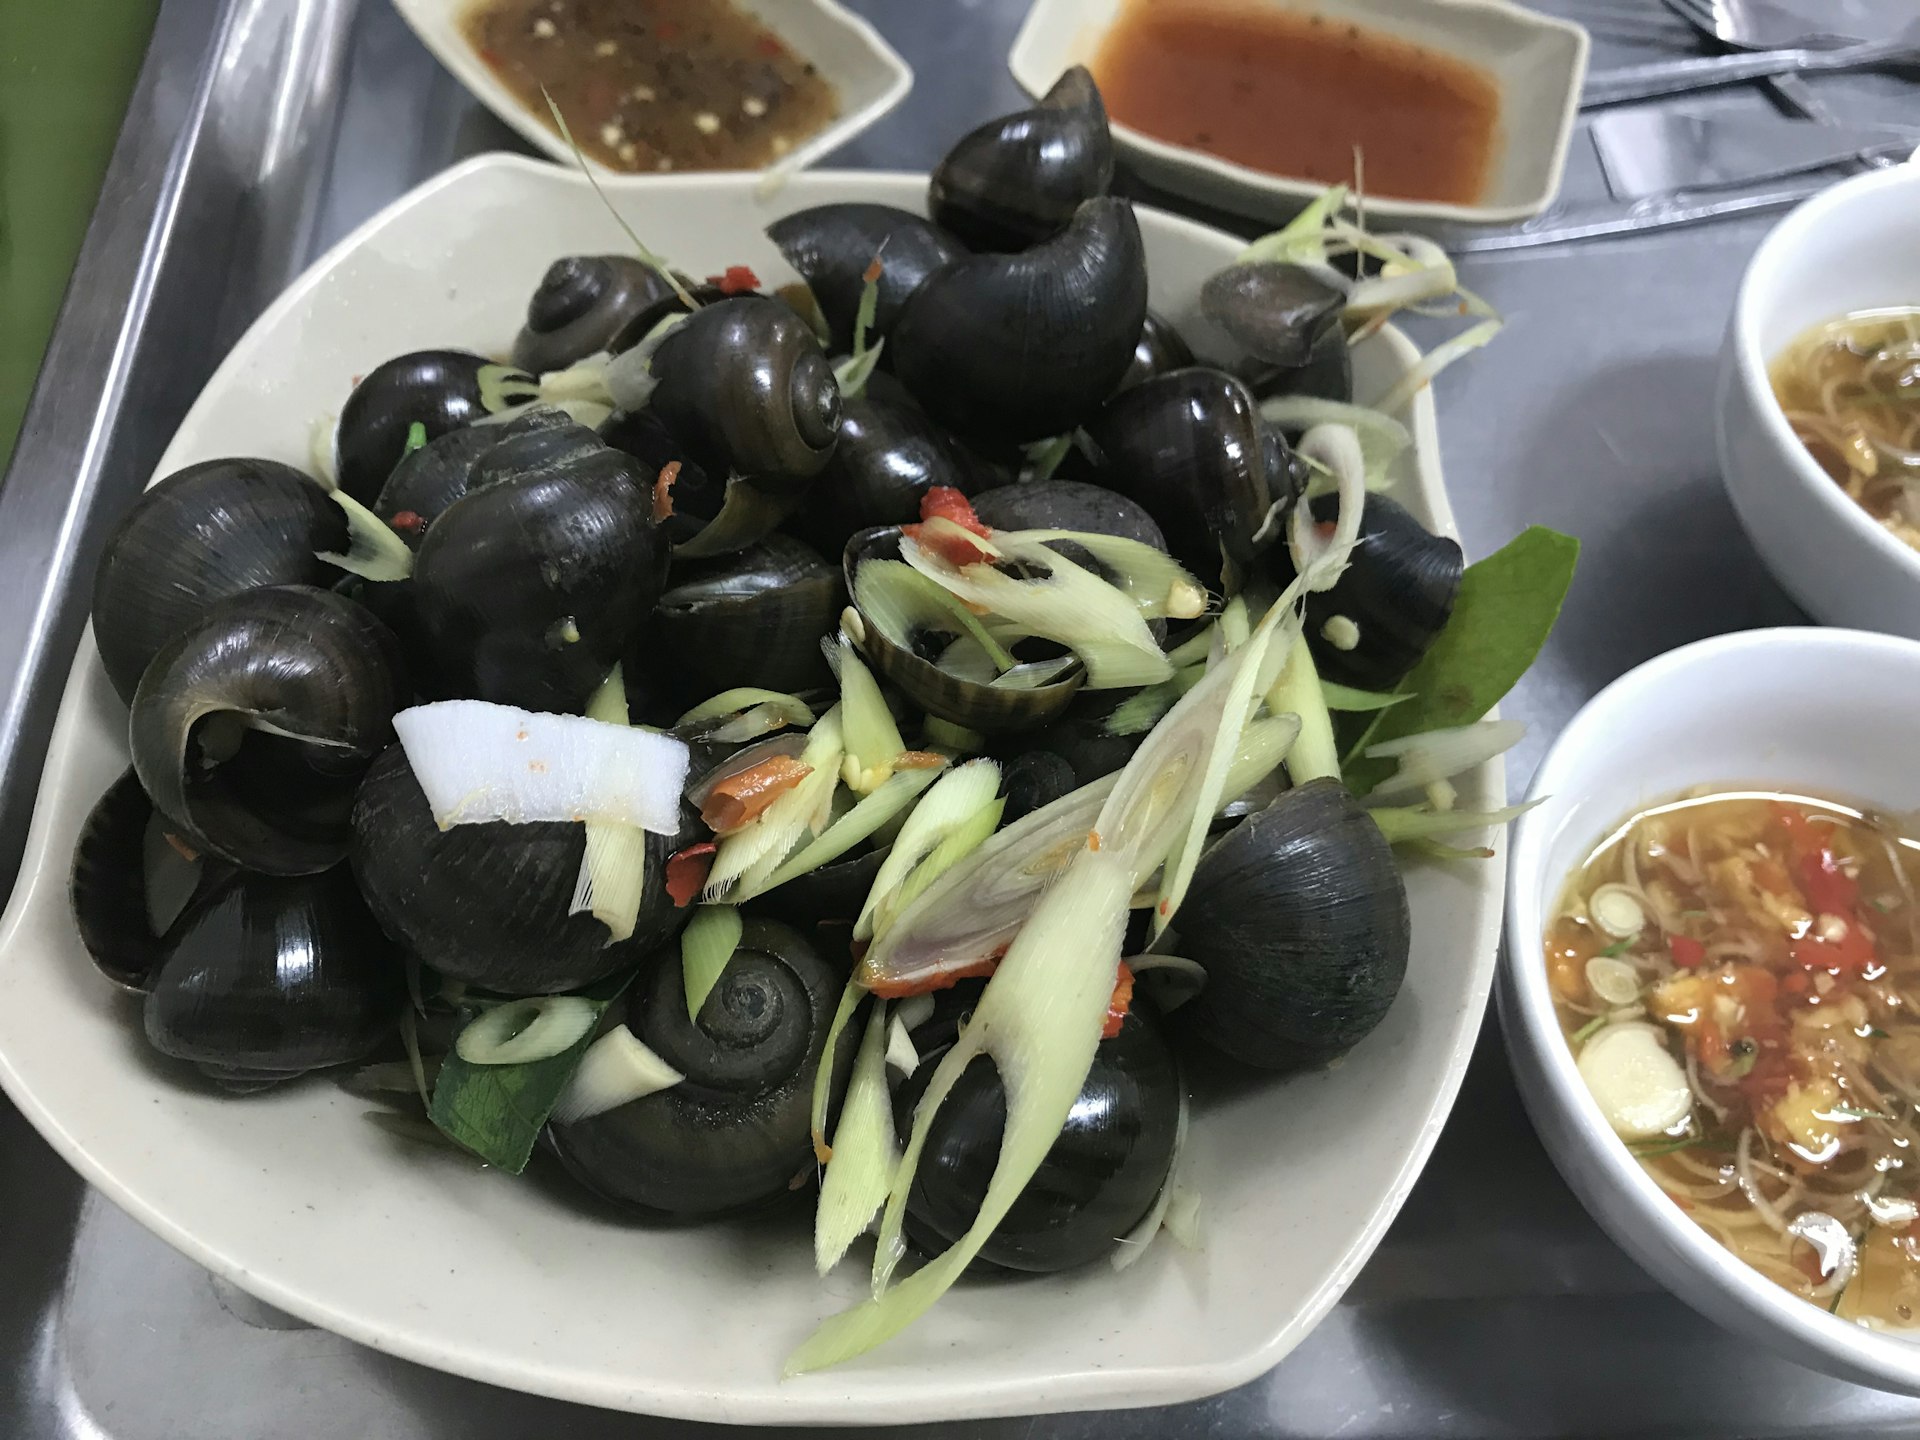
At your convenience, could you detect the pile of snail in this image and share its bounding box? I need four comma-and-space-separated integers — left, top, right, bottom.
68, 71, 1471, 1349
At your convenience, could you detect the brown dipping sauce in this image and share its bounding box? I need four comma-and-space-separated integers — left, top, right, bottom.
462, 0, 841, 173
1091, 0, 1501, 206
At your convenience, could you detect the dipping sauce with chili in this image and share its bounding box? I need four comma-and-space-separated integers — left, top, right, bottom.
1090, 0, 1500, 206
461, 0, 841, 173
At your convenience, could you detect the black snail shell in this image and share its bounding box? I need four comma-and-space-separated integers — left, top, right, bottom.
71, 772, 404, 1086
992, 690, 1145, 796
928, 66, 1115, 254
375, 416, 548, 544
754, 846, 889, 928
128, 585, 405, 877
1165, 778, 1411, 1069
512, 255, 678, 374
410, 417, 665, 713
597, 405, 724, 549
71, 768, 213, 991
796, 372, 1001, 553
147, 866, 405, 1088
765, 203, 965, 355
349, 746, 686, 995
969, 479, 1167, 573
1242, 322, 1354, 407
333, 350, 538, 505
1266, 493, 1464, 691
1118, 310, 1197, 393
1201, 261, 1348, 371
895, 999, 1182, 1273
548, 917, 849, 1218
649, 296, 842, 485
1082, 367, 1297, 593
844, 527, 1084, 735
606, 279, 728, 356
652, 533, 844, 695
890, 197, 1149, 446
91, 458, 348, 705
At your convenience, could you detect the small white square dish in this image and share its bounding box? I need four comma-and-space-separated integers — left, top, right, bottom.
392, 0, 912, 176
1010, 0, 1589, 226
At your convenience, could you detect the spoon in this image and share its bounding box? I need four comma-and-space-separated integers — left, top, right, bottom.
1666, 0, 1920, 51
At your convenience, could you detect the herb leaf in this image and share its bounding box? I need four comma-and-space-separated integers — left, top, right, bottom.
1571, 1014, 1609, 1044
1344, 526, 1578, 791
1597, 937, 1633, 958
1632, 1135, 1710, 1159
428, 971, 633, 1173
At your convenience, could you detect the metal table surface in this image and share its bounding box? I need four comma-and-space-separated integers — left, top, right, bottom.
3, 1, 1918, 1435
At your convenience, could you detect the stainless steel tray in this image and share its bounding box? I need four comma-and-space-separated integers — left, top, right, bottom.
5, 0, 1920, 1434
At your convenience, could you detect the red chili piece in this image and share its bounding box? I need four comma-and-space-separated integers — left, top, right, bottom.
704, 265, 761, 295
664, 842, 717, 908
1668, 934, 1706, 968
1101, 962, 1135, 1039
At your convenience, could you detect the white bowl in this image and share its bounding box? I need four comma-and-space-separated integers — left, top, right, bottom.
0, 155, 1508, 1424
392, 0, 911, 176
1010, 0, 1588, 226
1502, 626, 1920, 1397
1719, 161, 1920, 638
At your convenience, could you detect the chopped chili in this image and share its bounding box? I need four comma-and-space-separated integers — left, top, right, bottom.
1102, 962, 1135, 1039
1669, 934, 1706, 968
653, 461, 679, 521
706, 265, 761, 295
664, 842, 716, 908
698, 755, 813, 833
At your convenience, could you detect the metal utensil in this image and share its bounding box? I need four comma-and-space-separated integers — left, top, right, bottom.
1582, 33, 1920, 106
1448, 174, 1832, 253
1591, 110, 1918, 198
1667, 0, 1920, 51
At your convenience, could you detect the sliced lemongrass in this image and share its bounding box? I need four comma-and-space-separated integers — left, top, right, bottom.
811, 981, 865, 1161
833, 339, 885, 399
827, 635, 906, 794
1590, 883, 1648, 939
1322, 681, 1409, 713
394, 701, 687, 833
854, 760, 1002, 942
593, 312, 692, 412
851, 255, 882, 357
1365, 800, 1540, 843
1024, 433, 1074, 482
400, 1007, 430, 1111
815, 999, 899, 1276
675, 687, 813, 734
453, 996, 598, 1066
571, 665, 648, 941
856, 774, 1120, 995
853, 565, 1016, 673
1365, 719, 1526, 801
680, 904, 743, 1022
1374, 315, 1503, 418
704, 707, 844, 901
885, 1014, 919, 1075
1258, 396, 1411, 490
899, 531, 1171, 689
1233, 184, 1349, 267
921, 717, 985, 754
1586, 955, 1642, 1007
1116, 588, 1295, 939
1265, 637, 1339, 785
1007, 529, 1207, 620
1164, 624, 1216, 670
310, 413, 339, 489
790, 843, 1134, 1371
872, 795, 1005, 945
707, 702, 807, 744
1287, 424, 1367, 592
1104, 664, 1205, 737
1220, 713, 1301, 807
1218, 596, 1251, 652
1163, 1186, 1202, 1249
742, 763, 945, 900
1111, 1087, 1190, 1272
989, 656, 1079, 690
541, 91, 697, 310
551, 1025, 683, 1124
316, 488, 414, 582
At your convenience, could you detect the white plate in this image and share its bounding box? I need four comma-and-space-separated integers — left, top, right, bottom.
393, 0, 911, 177
0, 156, 1505, 1424
1011, 0, 1589, 226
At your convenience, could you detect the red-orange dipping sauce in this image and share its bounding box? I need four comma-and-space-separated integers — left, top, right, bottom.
1091, 0, 1501, 206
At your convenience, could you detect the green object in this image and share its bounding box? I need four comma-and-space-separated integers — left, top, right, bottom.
680, 903, 743, 1023
429, 974, 631, 1173
0, 1, 159, 473
1345, 527, 1579, 792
